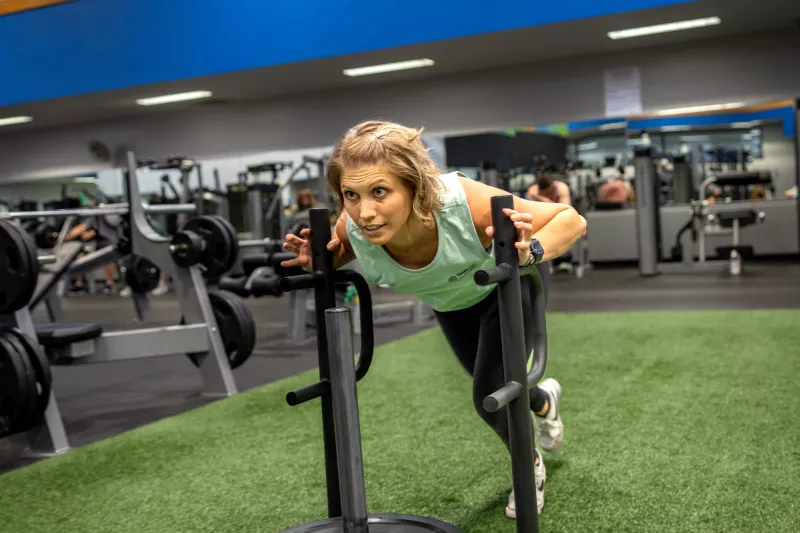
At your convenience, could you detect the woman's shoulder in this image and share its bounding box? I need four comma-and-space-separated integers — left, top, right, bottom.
436, 170, 465, 191
453, 175, 495, 241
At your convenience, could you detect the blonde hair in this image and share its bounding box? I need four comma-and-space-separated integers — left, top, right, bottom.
327, 121, 443, 226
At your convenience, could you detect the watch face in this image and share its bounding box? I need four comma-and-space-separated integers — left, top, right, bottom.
530, 239, 544, 255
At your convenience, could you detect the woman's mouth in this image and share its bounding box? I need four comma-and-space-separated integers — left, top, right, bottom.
362, 224, 385, 234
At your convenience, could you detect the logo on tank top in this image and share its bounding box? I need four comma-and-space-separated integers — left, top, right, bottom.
448, 263, 477, 283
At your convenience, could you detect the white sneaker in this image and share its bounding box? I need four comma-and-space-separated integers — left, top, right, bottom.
119, 286, 132, 297
534, 378, 564, 452
505, 451, 546, 518
557, 262, 574, 274
150, 284, 169, 296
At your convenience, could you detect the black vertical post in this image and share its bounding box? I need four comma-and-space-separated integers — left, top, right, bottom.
213, 168, 221, 192
634, 146, 661, 276
491, 195, 539, 533
196, 164, 205, 216
309, 207, 342, 518
326, 308, 369, 533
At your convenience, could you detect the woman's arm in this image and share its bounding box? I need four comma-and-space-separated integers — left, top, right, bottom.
461, 176, 586, 262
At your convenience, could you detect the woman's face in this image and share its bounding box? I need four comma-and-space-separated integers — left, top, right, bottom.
340, 165, 413, 245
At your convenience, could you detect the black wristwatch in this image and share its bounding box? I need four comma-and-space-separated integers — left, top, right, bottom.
529, 238, 544, 265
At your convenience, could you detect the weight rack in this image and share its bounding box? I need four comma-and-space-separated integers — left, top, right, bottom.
1, 152, 240, 456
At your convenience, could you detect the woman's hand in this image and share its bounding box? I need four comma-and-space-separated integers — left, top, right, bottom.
281, 228, 342, 270
485, 208, 535, 266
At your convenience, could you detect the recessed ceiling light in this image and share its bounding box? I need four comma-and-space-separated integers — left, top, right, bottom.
136, 90, 212, 106
731, 121, 760, 128
0, 115, 33, 127
343, 59, 435, 77
679, 135, 712, 142
660, 126, 692, 132
655, 102, 745, 116
599, 122, 626, 131
608, 17, 721, 40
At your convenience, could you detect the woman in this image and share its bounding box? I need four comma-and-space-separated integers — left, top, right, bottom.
282, 121, 586, 519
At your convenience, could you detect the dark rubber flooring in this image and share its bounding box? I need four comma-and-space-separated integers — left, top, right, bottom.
2, 262, 798, 474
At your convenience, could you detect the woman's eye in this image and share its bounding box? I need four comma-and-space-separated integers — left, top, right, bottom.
374, 188, 387, 198
343, 191, 358, 200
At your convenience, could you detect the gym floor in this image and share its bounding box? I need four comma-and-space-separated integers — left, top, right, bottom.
1, 262, 799, 532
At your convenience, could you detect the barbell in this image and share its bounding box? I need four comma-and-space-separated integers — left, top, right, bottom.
0, 202, 197, 220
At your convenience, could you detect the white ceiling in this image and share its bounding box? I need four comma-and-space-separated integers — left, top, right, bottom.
0, 0, 797, 134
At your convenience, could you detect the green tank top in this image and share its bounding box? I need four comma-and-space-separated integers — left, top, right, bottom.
346, 172, 496, 312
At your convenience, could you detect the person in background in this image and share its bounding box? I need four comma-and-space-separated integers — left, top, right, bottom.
285, 188, 319, 222
64, 217, 118, 295
705, 186, 723, 205
526, 165, 571, 205
527, 166, 574, 273
749, 185, 767, 201
597, 169, 634, 205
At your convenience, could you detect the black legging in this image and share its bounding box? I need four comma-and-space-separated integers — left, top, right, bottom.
434, 263, 551, 452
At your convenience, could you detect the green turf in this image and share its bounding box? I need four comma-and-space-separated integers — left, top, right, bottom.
1, 309, 799, 533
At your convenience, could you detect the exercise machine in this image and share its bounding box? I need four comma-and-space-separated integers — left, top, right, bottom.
634, 146, 766, 277
138, 156, 203, 229
277, 207, 463, 533
7, 202, 196, 321
0, 152, 254, 456
245, 161, 293, 241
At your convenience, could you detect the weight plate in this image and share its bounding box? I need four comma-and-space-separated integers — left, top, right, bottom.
0, 220, 39, 314
0, 334, 34, 436
182, 216, 235, 278
169, 230, 204, 268
125, 255, 161, 294
14, 220, 40, 286
3, 331, 40, 431
6, 327, 52, 420
35, 224, 59, 249
186, 290, 256, 370
216, 217, 240, 269
211, 290, 256, 369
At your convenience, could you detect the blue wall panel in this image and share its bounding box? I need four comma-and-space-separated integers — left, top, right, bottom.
0, 0, 694, 106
